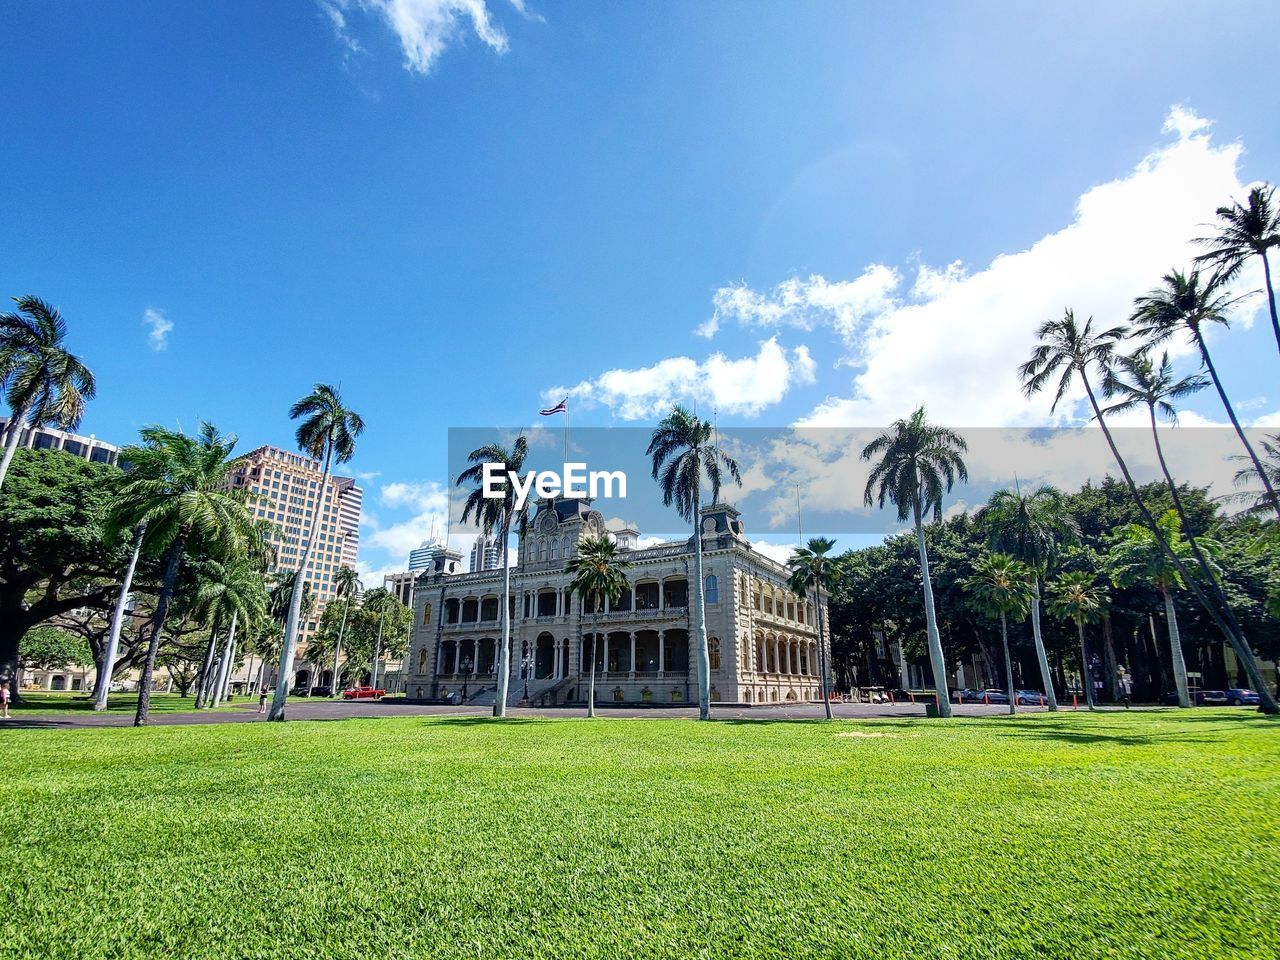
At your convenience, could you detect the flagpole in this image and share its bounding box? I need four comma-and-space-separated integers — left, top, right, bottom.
564, 403, 569, 463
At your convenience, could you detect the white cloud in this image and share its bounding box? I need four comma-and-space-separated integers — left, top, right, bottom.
748, 539, 796, 566
380, 480, 448, 513
548, 337, 816, 420
142, 308, 173, 351
752, 106, 1264, 428
322, 0, 525, 74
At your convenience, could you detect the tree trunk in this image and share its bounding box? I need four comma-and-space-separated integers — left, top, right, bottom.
493, 513, 512, 717
1261, 251, 1280, 362
212, 610, 237, 708
196, 626, 220, 708
1077, 621, 1096, 710
135, 531, 187, 727
1029, 578, 1059, 710
587, 627, 597, 718
1162, 585, 1191, 708
815, 581, 832, 719
0, 399, 33, 492
271, 442, 334, 721
1079, 369, 1279, 714
331, 596, 351, 698
95, 523, 145, 710
370, 611, 385, 690
913, 505, 951, 718
691, 480, 711, 721
1000, 612, 1017, 716
1194, 329, 1280, 519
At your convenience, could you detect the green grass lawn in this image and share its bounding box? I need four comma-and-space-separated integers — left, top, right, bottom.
9, 691, 249, 716
1, 711, 1276, 959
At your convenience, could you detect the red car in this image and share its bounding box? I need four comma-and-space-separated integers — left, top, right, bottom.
341, 685, 386, 701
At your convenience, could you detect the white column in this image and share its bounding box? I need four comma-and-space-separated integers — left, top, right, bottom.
602, 634, 610, 677
629, 632, 637, 677
658, 581, 665, 610
658, 630, 666, 675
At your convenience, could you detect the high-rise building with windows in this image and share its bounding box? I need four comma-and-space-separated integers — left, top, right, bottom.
228, 446, 363, 650
408, 538, 446, 573
0, 417, 120, 465
469, 535, 501, 573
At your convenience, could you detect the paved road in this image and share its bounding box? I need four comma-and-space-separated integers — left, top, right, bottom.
1, 698, 1065, 730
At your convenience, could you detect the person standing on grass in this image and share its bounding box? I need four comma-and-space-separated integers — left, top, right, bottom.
257, 685, 269, 716
0, 677, 9, 718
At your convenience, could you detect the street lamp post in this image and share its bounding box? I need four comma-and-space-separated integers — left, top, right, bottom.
460, 656, 474, 702
521, 654, 533, 702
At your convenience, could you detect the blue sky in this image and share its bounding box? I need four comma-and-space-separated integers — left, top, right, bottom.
3, 1, 1279, 577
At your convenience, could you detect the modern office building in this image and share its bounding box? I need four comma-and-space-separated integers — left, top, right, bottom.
408, 538, 447, 573
469, 535, 501, 573
0, 417, 120, 465
406, 499, 829, 707
228, 446, 363, 654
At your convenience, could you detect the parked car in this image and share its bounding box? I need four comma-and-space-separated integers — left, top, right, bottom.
978, 689, 1010, 704
342, 685, 386, 701
1225, 688, 1260, 706
1194, 689, 1228, 706
309, 685, 333, 698
1015, 690, 1047, 705
952, 688, 978, 703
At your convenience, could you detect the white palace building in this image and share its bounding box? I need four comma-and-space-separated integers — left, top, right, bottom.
405, 497, 830, 707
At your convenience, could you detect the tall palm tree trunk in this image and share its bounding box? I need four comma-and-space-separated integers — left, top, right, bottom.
1079, 371, 1279, 714
212, 611, 238, 708
271, 443, 334, 721
1076, 621, 1095, 710
196, 627, 220, 708
331, 596, 352, 698
1000, 612, 1016, 716
95, 523, 145, 711
587, 629, 597, 718
691, 479, 711, 721
493, 514, 512, 717
815, 584, 833, 719
0, 398, 33, 492
1261, 252, 1280, 359
1193, 330, 1280, 519
1029, 577, 1059, 711
912, 504, 951, 718
135, 531, 187, 726
1162, 585, 1191, 708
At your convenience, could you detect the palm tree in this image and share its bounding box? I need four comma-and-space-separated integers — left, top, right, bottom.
963, 553, 1035, 716
1046, 571, 1108, 710
94, 523, 146, 711
647, 406, 742, 721
194, 558, 268, 708
1020, 309, 1279, 714
107, 423, 257, 726
456, 436, 530, 718
329, 566, 362, 697
270, 384, 364, 721
1226, 434, 1280, 519
0, 296, 96, 491
861, 406, 968, 718
787, 537, 837, 719
1130, 269, 1279, 520
976, 485, 1078, 711
1194, 185, 1280, 358
565, 535, 633, 717
1107, 511, 1216, 708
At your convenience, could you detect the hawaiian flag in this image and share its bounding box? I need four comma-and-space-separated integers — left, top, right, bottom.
539, 398, 568, 416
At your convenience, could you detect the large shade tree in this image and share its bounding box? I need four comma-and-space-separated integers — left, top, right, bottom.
787, 537, 837, 719
107, 423, 257, 726
565, 535, 632, 717
0, 296, 96, 491
963, 552, 1034, 715
647, 406, 742, 721
861, 406, 968, 718
976, 485, 1078, 710
271, 384, 364, 721
328, 566, 362, 697
456, 435, 530, 717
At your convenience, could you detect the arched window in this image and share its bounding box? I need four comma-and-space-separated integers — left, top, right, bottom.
562, 534, 572, 557
709, 637, 721, 671
422, 602, 432, 625
550, 538, 560, 560
704, 574, 718, 604
536, 539, 545, 561
417, 648, 429, 673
